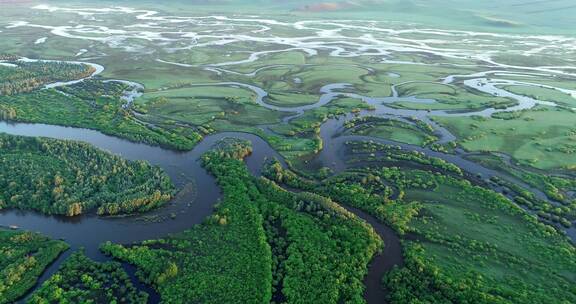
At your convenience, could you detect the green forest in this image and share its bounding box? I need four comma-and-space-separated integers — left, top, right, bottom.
0, 133, 174, 216
101, 139, 382, 303
0, 60, 95, 96
29, 251, 148, 304
0, 229, 68, 304
0, 85, 203, 150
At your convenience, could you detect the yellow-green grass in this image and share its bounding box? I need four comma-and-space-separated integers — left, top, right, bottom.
143, 97, 285, 127
433, 106, 576, 169
267, 91, 319, 107
502, 85, 576, 107
141, 86, 256, 102
391, 82, 516, 110
351, 123, 434, 146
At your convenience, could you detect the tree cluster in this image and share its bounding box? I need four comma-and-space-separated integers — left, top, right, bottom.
0, 133, 174, 216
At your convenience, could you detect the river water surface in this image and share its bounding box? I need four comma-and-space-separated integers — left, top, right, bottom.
1, 57, 575, 303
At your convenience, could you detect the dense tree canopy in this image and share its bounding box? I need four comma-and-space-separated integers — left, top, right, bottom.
0, 61, 95, 96
0, 133, 174, 216
102, 139, 382, 303
29, 251, 148, 304
0, 229, 68, 304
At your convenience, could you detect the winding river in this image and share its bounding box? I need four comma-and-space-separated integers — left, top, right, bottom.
1, 57, 575, 303
0, 122, 290, 302
1, 4, 575, 301
0, 120, 402, 304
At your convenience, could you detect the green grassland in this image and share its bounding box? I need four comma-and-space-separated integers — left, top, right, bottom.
464, 153, 576, 228
263, 143, 576, 303
267, 91, 319, 107
344, 116, 437, 146
502, 85, 576, 108
498, 74, 576, 91
0, 229, 69, 304
139, 86, 286, 127
492, 54, 575, 69
397, 178, 576, 304
107, 63, 217, 91
391, 82, 517, 111
357, 125, 430, 146
433, 106, 576, 170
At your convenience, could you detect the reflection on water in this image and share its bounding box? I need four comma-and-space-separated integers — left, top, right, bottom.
0, 121, 286, 259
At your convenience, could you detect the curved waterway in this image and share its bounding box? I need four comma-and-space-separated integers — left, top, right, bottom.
1, 58, 575, 302
0, 120, 407, 304
0, 121, 289, 303
0, 57, 105, 89
0, 121, 288, 254
2, 113, 574, 303
190, 67, 565, 146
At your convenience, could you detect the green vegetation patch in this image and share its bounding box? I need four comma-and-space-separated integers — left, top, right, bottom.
102, 139, 381, 303
140, 86, 286, 129
0, 60, 95, 96
0, 88, 202, 150
492, 54, 573, 68
266, 91, 319, 107
263, 147, 576, 303
392, 177, 576, 304
502, 85, 576, 108
0, 60, 202, 150
465, 153, 576, 227
264, 97, 375, 161
391, 82, 516, 111
433, 107, 576, 169
344, 116, 437, 146
29, 251, 148, 304
0, 133, 174, 216
344, 141, 462, 175
0, 229, 68, 304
